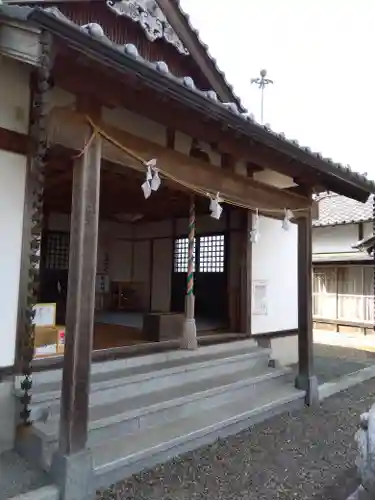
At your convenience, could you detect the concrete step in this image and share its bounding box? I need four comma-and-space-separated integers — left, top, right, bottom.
24, 365, 290, 471
92, 384, 305, 490
23, 342, 270, 415
25, 338, 258, 387
7, 485, 59, 500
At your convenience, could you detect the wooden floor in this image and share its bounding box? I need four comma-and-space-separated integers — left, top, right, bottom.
34, 313, 229, 359
93, 322, 146, 349
92, 323, 227, 350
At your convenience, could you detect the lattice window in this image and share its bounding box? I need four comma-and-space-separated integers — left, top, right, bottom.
174, 237, 195, 273
45, 232, 70, 270
199, 235, 225, 273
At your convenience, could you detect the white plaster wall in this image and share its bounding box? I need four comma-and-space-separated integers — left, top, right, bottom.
133, 240, 151, 309
0, 56, 30, 133
0, 151, 27, 367
271, 335, 298, 366
364, 222, 373, 240
312, 224, 359, 254
151, 239, 172, 312
251, 215, 298, 334
108, 240, 132, 281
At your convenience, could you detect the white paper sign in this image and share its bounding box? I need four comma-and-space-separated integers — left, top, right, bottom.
252, 281, 268, 315
33, 303, 56, 327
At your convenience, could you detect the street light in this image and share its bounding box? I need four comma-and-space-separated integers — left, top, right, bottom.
251, 69, 274, 124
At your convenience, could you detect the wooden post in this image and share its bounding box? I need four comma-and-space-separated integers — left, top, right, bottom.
181, 196, 198, 349
51, 130, 101, 499
295, 209, 319, 406
240, 210, 252, 334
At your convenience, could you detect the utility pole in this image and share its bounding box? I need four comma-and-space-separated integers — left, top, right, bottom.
251, 69, 274, 124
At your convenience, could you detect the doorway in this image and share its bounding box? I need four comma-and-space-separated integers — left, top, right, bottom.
171, 233, 228, 327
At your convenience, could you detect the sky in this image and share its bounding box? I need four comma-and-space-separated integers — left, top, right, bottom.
180, 0, 375, 178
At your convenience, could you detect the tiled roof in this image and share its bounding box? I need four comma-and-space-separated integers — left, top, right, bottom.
1, 3, 375, 197
165, 0, 245, 110
313, 193, 374, 227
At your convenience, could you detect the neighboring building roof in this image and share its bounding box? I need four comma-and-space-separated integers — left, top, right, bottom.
313, 192, 374, 227
1, 3, 375, 200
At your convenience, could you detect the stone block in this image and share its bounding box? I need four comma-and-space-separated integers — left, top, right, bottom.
0, 377, 16, 453
143, 312, 184, 342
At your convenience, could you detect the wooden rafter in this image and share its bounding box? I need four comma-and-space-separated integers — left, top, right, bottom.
49, 106, 311, 214
51, 59, 300, 179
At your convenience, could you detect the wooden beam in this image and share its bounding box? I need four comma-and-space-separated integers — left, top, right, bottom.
166, 128, 175, 150
58, 132, 101, 455
221, 153, 235, 171
0, 126, 29, 156
49, 107, 311, 214
52, 61, 317, 185
240, 210, 252, 334
295, 207, 319, 406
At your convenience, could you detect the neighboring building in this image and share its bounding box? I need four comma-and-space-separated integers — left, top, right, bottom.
0, 2, 374, 498
312, 193, 374, 334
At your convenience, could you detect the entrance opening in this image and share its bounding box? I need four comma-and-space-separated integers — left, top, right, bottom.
171, 234, 228, 329
34, 152, 234, 358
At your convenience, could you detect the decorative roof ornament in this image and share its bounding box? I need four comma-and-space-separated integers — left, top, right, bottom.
106, 0, 189, 55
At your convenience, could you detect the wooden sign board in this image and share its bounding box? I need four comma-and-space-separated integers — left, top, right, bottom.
33, 303, 56, 327
252, 280, 268, 315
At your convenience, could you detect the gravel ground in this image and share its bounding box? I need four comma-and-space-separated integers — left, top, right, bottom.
0, 450, 50, 500
96, 378, 375, 500
294, 344, 375, 384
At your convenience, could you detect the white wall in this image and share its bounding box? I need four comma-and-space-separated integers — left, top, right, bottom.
0, 55, 31, 453
0, 151, 27, 367
363, 222, 373, 240
270, 336, 298, 366
0, 56, 30, 134
312, 224, 359, 254
251, 215, 298, 334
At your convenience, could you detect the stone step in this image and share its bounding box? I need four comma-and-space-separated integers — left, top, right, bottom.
92, 384, 305, 490
24, 366, 290, 470
7, 485, 59, 500
25, 338, 258, 386
23, 342, 269, 415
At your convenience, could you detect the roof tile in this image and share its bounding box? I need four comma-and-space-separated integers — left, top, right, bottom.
314, 193, 374, 226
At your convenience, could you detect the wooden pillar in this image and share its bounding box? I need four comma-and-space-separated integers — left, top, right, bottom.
240, 210, 252, 334
295, 208, 319, 406
51, 130, 101, 499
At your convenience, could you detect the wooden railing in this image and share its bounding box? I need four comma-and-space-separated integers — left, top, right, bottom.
313, 292, 374, 324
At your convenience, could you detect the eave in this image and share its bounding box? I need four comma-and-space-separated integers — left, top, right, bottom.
2, 5, 374, 202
